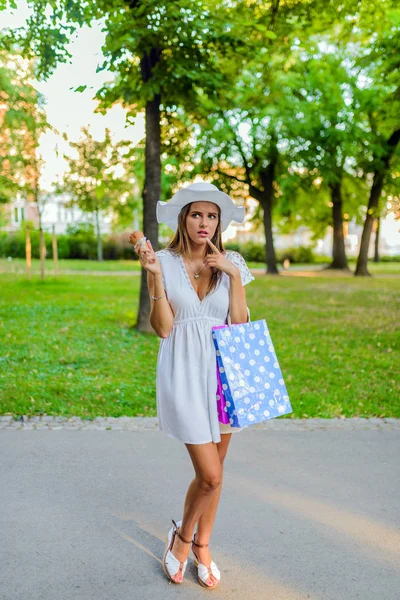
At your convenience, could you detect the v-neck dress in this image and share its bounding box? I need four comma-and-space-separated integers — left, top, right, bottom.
154, 248, 255, 444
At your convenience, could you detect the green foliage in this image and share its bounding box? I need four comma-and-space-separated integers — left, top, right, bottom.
223, 240, 317, 264
4, 0, 243, 121
64, 223, 97, 260
191, 0, 400, 247
1, 0, 399, 256
379, 254, 400, 262
102, 234, 136, 260
0, 50, 50, 203
276, 246, 316, 265
57, 127, 137, 218
0, 222, 49, 258
223, 241, 240, 253
0, 223, 138, 260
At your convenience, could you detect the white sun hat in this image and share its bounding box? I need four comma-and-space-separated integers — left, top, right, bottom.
156, 181, 245, 233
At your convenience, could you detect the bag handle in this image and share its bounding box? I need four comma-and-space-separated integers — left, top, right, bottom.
227, 306, 251, 325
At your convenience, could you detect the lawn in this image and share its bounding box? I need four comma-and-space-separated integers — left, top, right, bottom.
1, 257, 400, 275
0, 257, 140, 273
0, 269, 399, 420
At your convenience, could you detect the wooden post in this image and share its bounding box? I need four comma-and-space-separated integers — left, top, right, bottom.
52, 224, 58, 276
40, 227, 45, 281
26, 224, 31, 280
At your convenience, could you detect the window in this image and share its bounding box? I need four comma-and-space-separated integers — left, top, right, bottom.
13, 206, 24, 224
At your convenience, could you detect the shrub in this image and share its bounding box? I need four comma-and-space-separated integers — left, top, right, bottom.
224, 241, 265, 262
103, 233, 136, 260
240, 242, 266, 263
379, 254, 400, 262
0, 224, 52, 258
313, 254, 331, 264
276, 246, 316, 264
64, 223, 97, 259
53, 234, 70, 259
224, 241, 240, 253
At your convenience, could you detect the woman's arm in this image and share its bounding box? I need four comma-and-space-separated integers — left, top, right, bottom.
202, 242, 251, 325
147, 270, 174, 338
228, 269, 249, 324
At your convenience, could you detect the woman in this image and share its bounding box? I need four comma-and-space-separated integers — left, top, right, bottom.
138, 181, 255, 589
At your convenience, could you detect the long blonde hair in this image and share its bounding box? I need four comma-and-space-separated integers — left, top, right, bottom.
165, 202, 226, 297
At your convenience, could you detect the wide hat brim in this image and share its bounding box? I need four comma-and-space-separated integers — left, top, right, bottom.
156, 183, 245, 233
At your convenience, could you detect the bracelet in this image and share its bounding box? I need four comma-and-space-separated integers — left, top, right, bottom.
152, 293, 166, 301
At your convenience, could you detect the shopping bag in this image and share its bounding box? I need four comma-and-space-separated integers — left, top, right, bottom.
212, 318, 292, 428
216, 362, 230, 424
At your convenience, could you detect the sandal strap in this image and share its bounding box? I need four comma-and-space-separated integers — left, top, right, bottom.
192, 540, 209, 547
172, 519, 192, 544
192, 532, 209, 548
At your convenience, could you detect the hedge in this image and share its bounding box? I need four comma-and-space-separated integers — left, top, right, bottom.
1, 225, 398, 264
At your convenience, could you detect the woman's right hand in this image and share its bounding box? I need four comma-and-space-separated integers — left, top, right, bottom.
137, 240, 161, 276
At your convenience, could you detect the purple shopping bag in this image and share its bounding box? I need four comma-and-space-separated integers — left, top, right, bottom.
216, 362, 230, 424
214, 324, 230, 424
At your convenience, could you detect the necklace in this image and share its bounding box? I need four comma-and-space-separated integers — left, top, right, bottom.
187, 258, 206, 279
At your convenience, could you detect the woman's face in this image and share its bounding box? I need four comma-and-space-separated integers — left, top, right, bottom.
185, 201, 219, 248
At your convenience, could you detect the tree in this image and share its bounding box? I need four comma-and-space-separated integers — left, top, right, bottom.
352, 14, 400, 275
274, 50, 366, 271
0, 50, 49, 204
192, 1, 343, 274
58, 127, 134, 261
194, 1, 399, 277
3, 0, 243, 329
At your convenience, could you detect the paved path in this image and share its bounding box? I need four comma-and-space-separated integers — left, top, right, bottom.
1, 415, 399, 430
1, 419, 399, 600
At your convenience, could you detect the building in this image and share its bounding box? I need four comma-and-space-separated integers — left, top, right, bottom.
1, 193, 112, 234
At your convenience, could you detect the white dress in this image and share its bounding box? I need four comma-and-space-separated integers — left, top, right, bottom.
155, 248, 255, 444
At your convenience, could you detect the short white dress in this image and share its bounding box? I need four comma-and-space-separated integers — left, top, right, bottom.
155, 248, 255, 444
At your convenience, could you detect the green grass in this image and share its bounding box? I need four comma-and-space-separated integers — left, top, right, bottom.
0, 258, 140, 274
2, 257, 399, 275
246, 260, 400, 275
0, 270, 399, 420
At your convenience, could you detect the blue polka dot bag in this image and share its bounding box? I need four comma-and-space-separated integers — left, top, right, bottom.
212, 318, 292, 428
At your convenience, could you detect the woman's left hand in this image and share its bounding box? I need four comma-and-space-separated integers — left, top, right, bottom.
205, 238, 240, 277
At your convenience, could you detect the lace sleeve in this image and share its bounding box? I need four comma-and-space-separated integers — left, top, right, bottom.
226, 251, 255, 286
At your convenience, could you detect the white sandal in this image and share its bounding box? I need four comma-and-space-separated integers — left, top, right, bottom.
162, 519, 192, 584
191, 532, 221, 589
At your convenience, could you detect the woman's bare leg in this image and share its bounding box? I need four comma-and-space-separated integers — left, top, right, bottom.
194, 433, 232, 584
168, 433, 232, 584
167, 440, 223, 582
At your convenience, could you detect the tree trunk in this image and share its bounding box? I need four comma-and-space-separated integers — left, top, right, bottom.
137, 93, 162, 332
324, 181, 350, 271
260, 194, 279, 274
259, 151, 279, 275
95, 208, 103, 262
373, 216, 380, 262
136, 46, 162, 332
355, 129, 400, 276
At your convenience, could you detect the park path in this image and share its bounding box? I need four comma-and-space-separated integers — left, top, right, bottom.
1, 419, 399, 600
